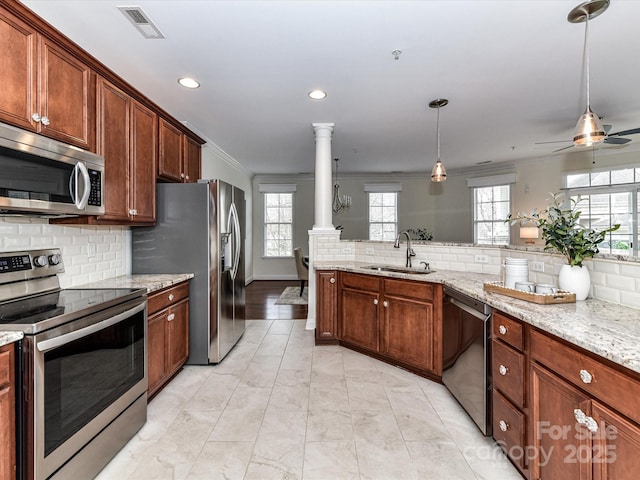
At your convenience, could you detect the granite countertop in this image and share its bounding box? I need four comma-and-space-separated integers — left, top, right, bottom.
0, 331, 23, 348
314, 261, 640, 375
78, 274, 194, 294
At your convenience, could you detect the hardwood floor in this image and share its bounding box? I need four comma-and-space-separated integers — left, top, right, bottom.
245, 280, 308, 320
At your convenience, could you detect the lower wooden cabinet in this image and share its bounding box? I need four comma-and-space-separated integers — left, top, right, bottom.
315, 270, 338, 343
331, 271, 441, 378
147, 282, 190, 398
0, 343, 16, 480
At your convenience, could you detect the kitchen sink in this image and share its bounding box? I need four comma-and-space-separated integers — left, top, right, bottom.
363, 264, 435, 275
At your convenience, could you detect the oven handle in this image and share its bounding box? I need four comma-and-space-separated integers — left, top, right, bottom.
36, 301, 146, 352
449, 297, 490, 321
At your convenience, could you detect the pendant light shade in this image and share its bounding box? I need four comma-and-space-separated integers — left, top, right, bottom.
429, 98, 448, 183
569, 0, 609, 147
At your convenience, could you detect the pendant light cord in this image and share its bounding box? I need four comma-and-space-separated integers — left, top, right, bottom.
584, 11, 590, 108
436, 106, 441, 162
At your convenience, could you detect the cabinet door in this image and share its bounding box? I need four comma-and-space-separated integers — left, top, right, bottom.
167, 299, 189, 374
382, 294, 434, 371
316, 271, 338, 341
0, 9, 37, 130
158, 118, 184, 182
340, 288, 379, 352
0, 345, 15, 480
183, 135, 201, 183
591, 402, 640, 480
39, 36, 94, 150
131, 100, 157, 223
530, 363, 592, 480
96, 77, 130, 222
147, 310, 168, 396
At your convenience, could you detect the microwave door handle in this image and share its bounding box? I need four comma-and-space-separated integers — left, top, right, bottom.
75, 161, 91, 209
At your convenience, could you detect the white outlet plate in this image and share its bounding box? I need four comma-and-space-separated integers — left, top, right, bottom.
342, 247, 352, 254
365, 247, 374, 255
531, 261, 544, 272
474, 254, 489, 264
87, 243, 97, 258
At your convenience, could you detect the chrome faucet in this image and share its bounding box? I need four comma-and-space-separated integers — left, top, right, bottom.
394, 230, 416, 267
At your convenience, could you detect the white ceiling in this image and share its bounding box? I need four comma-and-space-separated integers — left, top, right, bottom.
22, 0, 640, 175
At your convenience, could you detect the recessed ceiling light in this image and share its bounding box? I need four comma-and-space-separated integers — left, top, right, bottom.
308, 90, 327, 100
178, 77, 200, 89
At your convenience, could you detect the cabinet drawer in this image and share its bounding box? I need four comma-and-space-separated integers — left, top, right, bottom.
384, 278, 433, 301
0, 346, 11, 387
493, 390, 526, 470
492, 311, 523, 351
530, 329, 640, 426
341, 272, 380, 292
148, 282, 189, 314
493, 339, 525, 408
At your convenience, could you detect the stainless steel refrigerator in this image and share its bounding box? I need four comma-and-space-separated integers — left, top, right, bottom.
131, 180, 245, 364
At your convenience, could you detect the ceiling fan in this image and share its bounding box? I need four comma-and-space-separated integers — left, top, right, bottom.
536, 125, 640, 153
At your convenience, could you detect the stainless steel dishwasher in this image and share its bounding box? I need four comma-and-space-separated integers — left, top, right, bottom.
442, 286, 492, 435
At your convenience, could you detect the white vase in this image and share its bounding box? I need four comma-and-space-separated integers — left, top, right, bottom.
558, 264, 591, 301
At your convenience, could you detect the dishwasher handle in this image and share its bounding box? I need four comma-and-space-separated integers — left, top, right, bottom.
449, 297, 490, 321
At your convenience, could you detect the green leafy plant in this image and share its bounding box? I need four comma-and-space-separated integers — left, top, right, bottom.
408, 227, 433, 241
507, 193, 620, 267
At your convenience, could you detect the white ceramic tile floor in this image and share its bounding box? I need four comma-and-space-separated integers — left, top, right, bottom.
95, 319, 522, 480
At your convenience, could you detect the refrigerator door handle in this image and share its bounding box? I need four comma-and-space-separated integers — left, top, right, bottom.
228, 202, 241, 280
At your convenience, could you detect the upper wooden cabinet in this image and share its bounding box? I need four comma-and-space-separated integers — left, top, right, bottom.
95, 77, 156, 224
158, 118, 201, 183
0, 9, 94, 150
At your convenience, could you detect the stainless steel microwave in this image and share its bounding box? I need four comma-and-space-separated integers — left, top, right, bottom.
0, 122, 105, 217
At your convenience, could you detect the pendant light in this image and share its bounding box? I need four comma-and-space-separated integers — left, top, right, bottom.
569, 0, 609, 147
429, 98, 448, 182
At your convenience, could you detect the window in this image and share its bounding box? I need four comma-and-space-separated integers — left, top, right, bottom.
368, 192, 397, 241
263, 192, 293, 257
473, 185, 510, 245
565, 167, 640, 256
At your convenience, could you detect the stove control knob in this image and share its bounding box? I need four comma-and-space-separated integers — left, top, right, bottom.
33, 255, 48, 267
48, 254, 61, 265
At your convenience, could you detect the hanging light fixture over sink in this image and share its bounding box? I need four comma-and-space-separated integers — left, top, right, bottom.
569, 0, 609, 147
429, 98, 448, 182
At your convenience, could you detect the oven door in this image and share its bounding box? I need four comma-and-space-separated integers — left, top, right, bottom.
23, 297, 147, 480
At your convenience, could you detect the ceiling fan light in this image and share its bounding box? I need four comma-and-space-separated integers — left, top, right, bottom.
573, 106, 606, 146
431, 160, 447, 182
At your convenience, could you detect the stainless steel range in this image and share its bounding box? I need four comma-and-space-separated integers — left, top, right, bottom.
0, 249, 147, 480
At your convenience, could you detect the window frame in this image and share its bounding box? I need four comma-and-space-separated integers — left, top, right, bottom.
263, 191, 294, 258
472, 184, 511, 245
367, 191, 398, 241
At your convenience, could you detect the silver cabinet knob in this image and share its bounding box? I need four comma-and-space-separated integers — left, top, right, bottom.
180, 173, 185, 179
41, 116, 50, 126
383, 300, 389, 308
579, 369, 593, 384
32, 113, 41, 123
499, 365, 508, 376
574, 408, 598, 433
499, 420, 509, 432
185, 175, 190, 181
329, 277, 336, 284
167, 313, 175, 321
168, 293, 175, 301
499, 325, 507, 335
373, 299, 379, 305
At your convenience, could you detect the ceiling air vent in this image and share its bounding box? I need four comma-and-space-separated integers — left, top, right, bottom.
117, 6, 165, 39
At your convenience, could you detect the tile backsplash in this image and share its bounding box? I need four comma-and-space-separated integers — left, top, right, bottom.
0, 218, 129, 288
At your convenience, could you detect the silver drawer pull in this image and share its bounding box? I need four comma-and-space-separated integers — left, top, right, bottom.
373, 299, 378, 305
499, 325, 507, 335
168, 293, 175, 301
329, 277, 336, 284
499, 365, 509, 376
499, 420, 509, 432
579, 369, 593, 384
167, 313, 175, 321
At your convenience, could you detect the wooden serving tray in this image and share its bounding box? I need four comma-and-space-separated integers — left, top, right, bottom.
483, 281, 576, 304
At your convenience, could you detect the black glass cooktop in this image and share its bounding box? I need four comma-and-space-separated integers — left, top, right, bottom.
0, 288, 145, 334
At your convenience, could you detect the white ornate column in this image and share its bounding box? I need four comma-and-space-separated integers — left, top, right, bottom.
312, 123, 335, 231
306, 122, 337, 330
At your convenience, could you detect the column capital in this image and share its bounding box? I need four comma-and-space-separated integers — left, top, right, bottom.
311, 123, 335, 138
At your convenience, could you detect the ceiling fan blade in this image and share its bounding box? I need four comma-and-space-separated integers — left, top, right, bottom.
604, 137, 632, 145
553, 144, 575, 153
535, 139, 572, 145
608, 127, 640, 137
